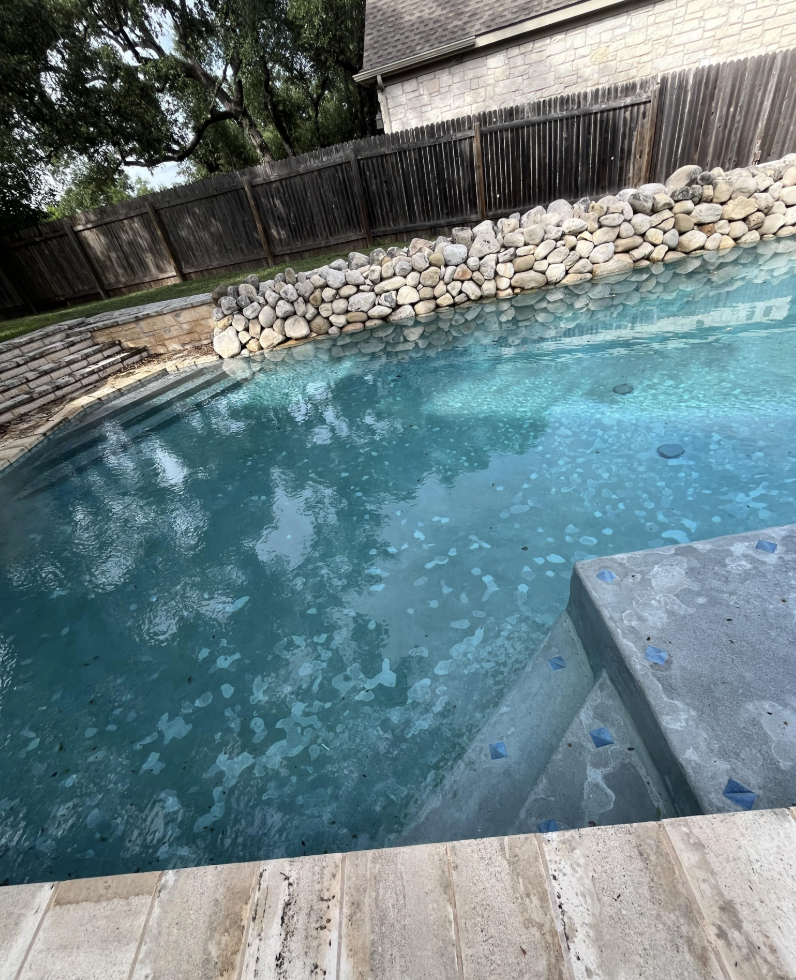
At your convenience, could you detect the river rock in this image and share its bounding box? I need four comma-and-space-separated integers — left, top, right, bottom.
285, 315, 310, 339
523, 224, 546, 245
213, 325, 241, 359
510, 270, 546, 289
389, 304, 415, 321
722, 196, 760, 220
652, 193, 674, 212
348, 291, 377, 312
590, 242, 615, 264
470, 237, 500, 258
592, 254, 633, 276
665, 164, 701, 193
677, 229, 707, 252
628, 191, 654, 215
397, 285, 421, 305
547, 199, 573, 217
761, 213, 786, 235
323, 269, 344, 289
691, 203, 723, 223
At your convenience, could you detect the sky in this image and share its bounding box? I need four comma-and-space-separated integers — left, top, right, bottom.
126, 161, 182, 190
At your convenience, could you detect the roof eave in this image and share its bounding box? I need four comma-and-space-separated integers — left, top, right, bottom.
354, 37, 476, 84
356, 0, 637, 84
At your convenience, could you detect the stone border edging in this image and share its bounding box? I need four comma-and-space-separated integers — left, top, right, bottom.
210, 153, 796, 358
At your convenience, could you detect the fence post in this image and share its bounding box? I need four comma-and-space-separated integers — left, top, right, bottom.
473, 120, 488, 221
347, 147, 373, 248
241, 176, 275, 267
145, 202, 185, 282
66, 220, 107, 299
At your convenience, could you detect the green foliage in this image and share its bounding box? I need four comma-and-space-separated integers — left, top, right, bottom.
0, 0, 377, 233
47, 156, 157, 219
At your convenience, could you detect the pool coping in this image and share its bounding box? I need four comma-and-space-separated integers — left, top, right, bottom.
3, 807, 795, 979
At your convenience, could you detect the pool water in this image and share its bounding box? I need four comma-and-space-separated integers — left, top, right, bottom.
1, 241, 796, 884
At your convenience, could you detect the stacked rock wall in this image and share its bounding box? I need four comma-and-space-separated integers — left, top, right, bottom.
211, 154, 796, 359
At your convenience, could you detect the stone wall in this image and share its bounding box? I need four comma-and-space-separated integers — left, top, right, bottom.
381, 0, 796, 131
210, 153, 796, 359
89, 296, 213, 354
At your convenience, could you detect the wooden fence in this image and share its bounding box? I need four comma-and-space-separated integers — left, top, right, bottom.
2, 46, 796, 317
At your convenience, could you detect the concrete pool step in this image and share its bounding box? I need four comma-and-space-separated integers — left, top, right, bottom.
513, 670, 674, 833
398, 614, 595, 843
399, 612, 674, 845
567, 523, 796, 816
2, 808, 795, 979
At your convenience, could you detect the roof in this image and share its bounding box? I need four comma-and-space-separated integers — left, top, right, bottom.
360, 0, 581, 75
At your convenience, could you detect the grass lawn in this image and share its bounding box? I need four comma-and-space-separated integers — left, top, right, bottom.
0, 242, 405, 345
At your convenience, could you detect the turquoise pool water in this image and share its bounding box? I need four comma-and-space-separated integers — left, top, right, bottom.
1, 241, 795, 883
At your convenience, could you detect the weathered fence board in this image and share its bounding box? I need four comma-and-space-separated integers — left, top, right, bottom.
3, 46, 796, 317
651, 48, 796, 180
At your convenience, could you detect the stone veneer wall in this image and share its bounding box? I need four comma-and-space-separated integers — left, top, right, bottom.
381, 0, 796, 131
89, 298, 214, 354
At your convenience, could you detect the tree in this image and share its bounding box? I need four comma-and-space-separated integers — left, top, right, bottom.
47, 156, 157, 219
0, 0, 176, 232
0, 0, 376, 233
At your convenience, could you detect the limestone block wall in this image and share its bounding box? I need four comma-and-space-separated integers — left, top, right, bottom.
89, 300, 214, 355
382, 0, 796, 131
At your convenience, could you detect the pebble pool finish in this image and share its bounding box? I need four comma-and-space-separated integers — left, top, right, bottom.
1, 240, 796, 885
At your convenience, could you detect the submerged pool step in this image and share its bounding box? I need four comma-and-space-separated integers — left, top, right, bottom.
5, 364, 236, 496
396, 612, 595, 846
513, 671, 675, 833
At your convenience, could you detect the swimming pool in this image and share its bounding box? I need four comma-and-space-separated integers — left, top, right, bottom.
1, 241, 795, 884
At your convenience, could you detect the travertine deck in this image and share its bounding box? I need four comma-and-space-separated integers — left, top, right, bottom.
3, 808, 795, 979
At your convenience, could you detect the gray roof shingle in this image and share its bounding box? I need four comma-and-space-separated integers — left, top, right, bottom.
361, 0, 579, 73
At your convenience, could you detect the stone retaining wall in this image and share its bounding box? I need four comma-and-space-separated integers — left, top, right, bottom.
89, 296, 213, 354
211, 153, 796, 359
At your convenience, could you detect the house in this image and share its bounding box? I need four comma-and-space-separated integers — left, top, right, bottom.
355, 0, 796, 132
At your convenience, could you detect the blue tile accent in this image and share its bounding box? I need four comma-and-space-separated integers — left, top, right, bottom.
489, 741, 507, 760
723, 778, 756, 810
538, 819, 559, 833
755, 539, 777, 554
645, 645, 668, 665
548, 656, 566, 670
596, 569, 617, 583
589, 727, 614, 748
657, 443, 685, 459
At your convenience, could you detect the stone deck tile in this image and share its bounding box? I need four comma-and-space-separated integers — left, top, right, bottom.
0, 882, 55, 980
130, 863, 257, 980
17, 872, 160, 980
241, 853, 343, 980
449, 835, 567, 980
665, 808, 796, 978
339, 842, 461, 980
541, 821, 726, 980
4, 810, 796, 979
